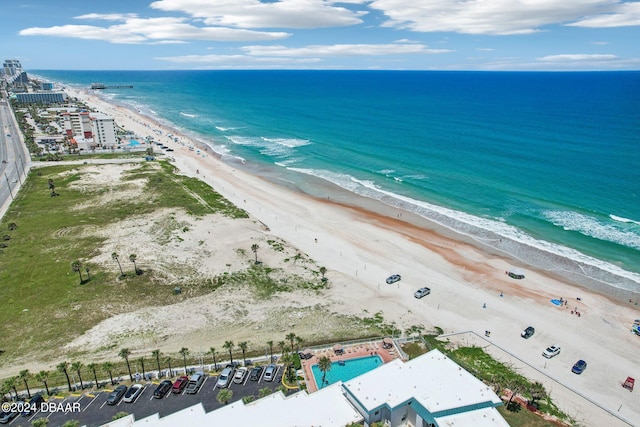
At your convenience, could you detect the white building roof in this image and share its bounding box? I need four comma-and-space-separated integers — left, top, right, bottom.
434, 407, 511, 427
101, 383, 361, 427
203, 383, 361, 427
342, 349, 501, 414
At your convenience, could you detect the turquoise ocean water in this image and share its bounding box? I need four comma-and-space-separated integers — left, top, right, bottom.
33, 70, 640, 298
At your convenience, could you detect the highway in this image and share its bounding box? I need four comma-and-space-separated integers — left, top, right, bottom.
0, 99, 29, 218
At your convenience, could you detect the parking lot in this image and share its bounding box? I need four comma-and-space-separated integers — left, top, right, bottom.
10, 365, 285, 426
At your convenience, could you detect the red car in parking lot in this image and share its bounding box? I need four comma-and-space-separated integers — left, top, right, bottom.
172, 376, 189, 394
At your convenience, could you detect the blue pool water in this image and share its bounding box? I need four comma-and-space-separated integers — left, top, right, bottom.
312, 355, 383, 389
129, 139, 141, 146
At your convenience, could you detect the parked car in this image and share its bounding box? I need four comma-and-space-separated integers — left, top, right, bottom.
233, 367, 248, 384
106, 385, 128, 405
22, 394, 45, 416
249, 366, 264, 381
542, 345, 561, 358
414, 287, 431, 299
263, 364, 277, 382
153, 380, 173, 399
172, 375, 189, 394
123, 384, 144, 403
521, 326, 535, 339
185, 372, 206, 394
386, 274, 401, 284
217, 367, 234, 388
572, 359, 587, 374
0, 409, 19, 424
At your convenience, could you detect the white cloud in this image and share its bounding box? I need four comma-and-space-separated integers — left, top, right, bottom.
155, 53, 322, 69
150, 0, 367, 29
74, 13, 139, 21
537, 53, 618, 62
20, 16, 290, 44
568, 1, 640, 27
476, 48, 495, 51
241, 43, 451, 56
368, 0, 639, 35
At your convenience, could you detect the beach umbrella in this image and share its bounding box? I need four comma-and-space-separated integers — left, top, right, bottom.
333, 344, 343, 352
382, 338, 393, 345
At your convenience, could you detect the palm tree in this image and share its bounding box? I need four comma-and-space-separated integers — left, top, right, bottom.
528, 381, 547, 408
179, 347, 190, 374
19, 369, 31, 398
71, 260, 83, 283
266, 340, 274, 362
119, 348, 133, 381
57, 361, 72, 392
209, 347, 218, 371
163, 356, 174, 378
71, 361, 84, 390
112, 252, 124, 277
85, 265, 91, 280
319, 266, 327, 281
238, 342, 248, 366
223, 341, 235, 365
3, 377, 18, 400
129, 254, 138, 275
318, 356, 332, 388
295, 336, 304, 353
280, 352, 294, 384
138, 356, 146, 380
87, 363, 99, 389
277, 340, 286, 357
102, 361, 115, 386
216, 388, 233, 405
286, 333, 296, 353
152, 350, 162, 377
35, 371, 51, 396
251, 244, 259, 264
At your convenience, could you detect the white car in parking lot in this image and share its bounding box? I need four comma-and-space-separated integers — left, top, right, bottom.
263, 364, 277, 382
123, 384, 144, 403
414, 287, 431, 298
542, 345, 561, 358
233, 367, 248, 384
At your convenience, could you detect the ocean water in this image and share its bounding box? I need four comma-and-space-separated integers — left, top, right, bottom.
33, 70, 640, 298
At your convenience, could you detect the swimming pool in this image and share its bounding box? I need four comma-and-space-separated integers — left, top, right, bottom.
311, 355, 383, 389
129, 139, 141, 146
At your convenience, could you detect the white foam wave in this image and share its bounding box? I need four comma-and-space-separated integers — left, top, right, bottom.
378, 169, 396, 175
180, 112, 197, 118
262, 137, 311, 148
215, 126, 243, 132
610, 214, 640, 226
544, 211, 640, 250
288, 167, 640, 289
226, 135, 310, 158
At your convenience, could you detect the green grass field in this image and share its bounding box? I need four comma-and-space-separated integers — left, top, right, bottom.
0, 160, 246, 364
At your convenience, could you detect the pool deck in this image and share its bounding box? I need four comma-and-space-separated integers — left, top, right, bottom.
301, 340, 401, 393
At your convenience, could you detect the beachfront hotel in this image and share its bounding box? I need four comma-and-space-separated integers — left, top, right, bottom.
61, 110, 118, 149
104, 349, 508, 427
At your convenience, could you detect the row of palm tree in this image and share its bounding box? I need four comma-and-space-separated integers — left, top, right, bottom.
2, 333, 313, 400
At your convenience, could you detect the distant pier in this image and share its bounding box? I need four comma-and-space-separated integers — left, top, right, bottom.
90, 83, 133, 89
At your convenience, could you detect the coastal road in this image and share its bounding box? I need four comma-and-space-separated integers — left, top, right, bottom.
0, 100, 29, 218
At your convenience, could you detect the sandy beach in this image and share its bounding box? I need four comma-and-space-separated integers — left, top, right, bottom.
51, 87, 640, 426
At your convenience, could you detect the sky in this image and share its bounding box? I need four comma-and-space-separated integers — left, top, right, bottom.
1, 0, 639, 71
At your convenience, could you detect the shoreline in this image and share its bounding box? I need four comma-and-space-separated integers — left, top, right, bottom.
78, 81, 640, 304
52, 85, 640, 426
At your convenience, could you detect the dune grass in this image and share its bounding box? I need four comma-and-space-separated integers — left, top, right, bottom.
0, 161, 246, 364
